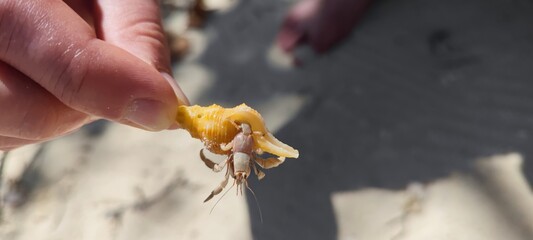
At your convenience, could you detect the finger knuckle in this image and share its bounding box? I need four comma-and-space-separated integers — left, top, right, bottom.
48, 41, 95, 107
0, 0, 19, 56
121, 21, 169, 70
0, 0, 16, 16
16, 100, 61, 140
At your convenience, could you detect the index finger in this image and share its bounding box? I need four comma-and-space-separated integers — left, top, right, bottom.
0, 0, 179, 130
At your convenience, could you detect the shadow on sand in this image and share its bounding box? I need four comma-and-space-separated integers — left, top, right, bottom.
188, 0, 533, 238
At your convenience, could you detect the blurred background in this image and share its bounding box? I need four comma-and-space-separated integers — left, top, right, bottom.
2, 0, 533, 239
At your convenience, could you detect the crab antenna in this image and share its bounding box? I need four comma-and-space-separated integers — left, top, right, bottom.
245, 181, 263, 223
210, 181, 235, 214
236, 179, 244, 196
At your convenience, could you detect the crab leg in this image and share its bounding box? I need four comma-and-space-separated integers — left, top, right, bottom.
220, 141, 234, 152
204, 168, 230, 202
252, 162, 265, 180
200, 149, 228, 172
255, 156, 285, 169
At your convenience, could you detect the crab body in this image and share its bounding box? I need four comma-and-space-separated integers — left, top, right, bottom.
176, 104, 299, 204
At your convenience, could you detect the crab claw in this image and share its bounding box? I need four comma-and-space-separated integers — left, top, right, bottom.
226, 104, 299, 159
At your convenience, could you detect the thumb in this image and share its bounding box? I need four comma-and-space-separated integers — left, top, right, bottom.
0, 0, 178, 130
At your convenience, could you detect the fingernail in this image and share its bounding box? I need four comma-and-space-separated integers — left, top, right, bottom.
161, 72, 191, 106
168, 121, 180, 130
124, 99, 173, 131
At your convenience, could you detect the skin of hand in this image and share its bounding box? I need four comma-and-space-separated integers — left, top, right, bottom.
0, 0, 190, 151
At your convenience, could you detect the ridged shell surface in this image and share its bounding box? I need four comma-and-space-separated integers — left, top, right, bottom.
176, 104, 240, 154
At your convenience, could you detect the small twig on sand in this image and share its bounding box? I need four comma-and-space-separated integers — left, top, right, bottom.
3, 144, 47, 208
388, 183, 426, 240
0, 151, 10, 221
0, 151, 9, 190
107, 172, 187, 221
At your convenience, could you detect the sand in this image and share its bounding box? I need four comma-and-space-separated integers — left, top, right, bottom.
3, 0, 533, 239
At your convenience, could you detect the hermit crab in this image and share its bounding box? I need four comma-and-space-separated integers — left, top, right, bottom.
176, 104, 299, 203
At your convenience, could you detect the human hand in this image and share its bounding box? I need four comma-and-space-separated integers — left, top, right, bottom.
0, 0, 189, 150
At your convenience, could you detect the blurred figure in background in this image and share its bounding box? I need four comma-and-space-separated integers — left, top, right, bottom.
277, 0, 374, 62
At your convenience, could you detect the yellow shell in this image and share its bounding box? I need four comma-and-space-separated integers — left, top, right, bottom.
176, 104, 299, 158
